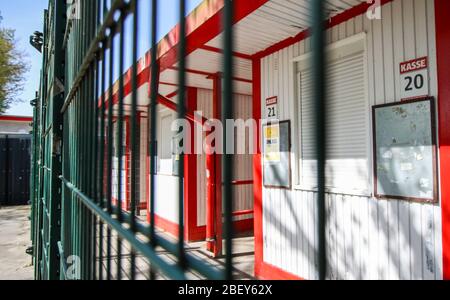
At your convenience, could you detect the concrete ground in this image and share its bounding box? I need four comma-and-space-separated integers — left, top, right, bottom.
98, 218, 255, 280
0, 205, 254, 280
0, 205, 34, 280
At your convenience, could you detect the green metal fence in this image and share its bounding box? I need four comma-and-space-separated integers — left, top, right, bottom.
30, 0, 327, 280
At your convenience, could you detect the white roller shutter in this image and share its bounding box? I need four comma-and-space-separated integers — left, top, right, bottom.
298, 51, 369, 193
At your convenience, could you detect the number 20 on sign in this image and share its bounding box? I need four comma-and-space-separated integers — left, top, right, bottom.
400, 57, 429, 100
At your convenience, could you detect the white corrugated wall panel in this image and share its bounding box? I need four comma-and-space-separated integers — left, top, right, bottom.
260, 0, 441, 280
232, 93, 254, 222
153, 106, 179, 223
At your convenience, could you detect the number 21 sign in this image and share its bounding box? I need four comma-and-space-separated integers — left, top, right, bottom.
265, 96, 278, 120
400, 57, 429, 101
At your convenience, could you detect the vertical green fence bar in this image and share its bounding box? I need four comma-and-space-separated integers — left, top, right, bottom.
177, 0, 187, 271
129, 0, 139, 280
116, 5, 126, 282
222, 0, 234, 280
148, 0, 159, 280
311, 0, 327, 281
32, 8, 48, 280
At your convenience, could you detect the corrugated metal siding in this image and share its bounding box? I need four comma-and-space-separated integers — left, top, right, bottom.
260, 0, 442, 280
232, 93, 254, 222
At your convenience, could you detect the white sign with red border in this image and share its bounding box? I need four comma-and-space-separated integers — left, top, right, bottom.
265, 96, 279, 120
400, 57, 429, 100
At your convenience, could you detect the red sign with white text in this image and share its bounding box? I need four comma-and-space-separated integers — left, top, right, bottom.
400, 57, 428, 74
400, 57, 429, 100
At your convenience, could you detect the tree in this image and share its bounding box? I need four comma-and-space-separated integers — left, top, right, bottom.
0, 13, 28, 114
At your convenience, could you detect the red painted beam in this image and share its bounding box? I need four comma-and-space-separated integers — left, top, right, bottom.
168, 66, 252, 84
231, 209, 254, 217
157, 93, 208, 125
199, 44, 253, 61
0, 116, 33, 122
435, 0, 450, 280
165, 90, 179, 99
230, 180, 253, 186
157, 0, 269, 75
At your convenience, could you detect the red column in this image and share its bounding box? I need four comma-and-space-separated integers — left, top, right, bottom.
213, 74, 223, 257
205, 73, 223, 256
185, 87, 199, 242
206, 148, 216, 252
252, 58, 263, 276
435, 0, 450, 280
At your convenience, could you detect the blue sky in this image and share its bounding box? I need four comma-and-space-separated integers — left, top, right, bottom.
0, 0, 203, 116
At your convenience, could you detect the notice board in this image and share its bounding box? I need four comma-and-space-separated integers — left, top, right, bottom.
263, 120, 291, 189
372, 97, 438, 203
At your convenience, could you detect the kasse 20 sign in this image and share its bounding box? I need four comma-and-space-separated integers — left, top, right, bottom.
400, 57, 429, 100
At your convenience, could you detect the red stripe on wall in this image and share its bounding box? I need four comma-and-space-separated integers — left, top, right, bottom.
257, 262, 303, 281
435, 0, 450, 280
151, 213, 254, 242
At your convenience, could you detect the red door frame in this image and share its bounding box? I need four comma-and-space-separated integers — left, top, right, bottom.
435, 0, 450, 280
184, 87, 203, 241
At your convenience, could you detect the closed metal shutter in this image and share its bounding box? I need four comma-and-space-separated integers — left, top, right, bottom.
298, 51, 369, 192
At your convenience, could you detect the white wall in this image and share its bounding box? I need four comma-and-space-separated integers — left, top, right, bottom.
260, 0, 442, 280
153, 106, 180, 223
112, 122, 127, 204
0, 121, 31, 135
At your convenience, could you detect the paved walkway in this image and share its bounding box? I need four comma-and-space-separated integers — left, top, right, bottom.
97, 224, 255, 280
0, 205, 34, 280
0, 205, 255, 280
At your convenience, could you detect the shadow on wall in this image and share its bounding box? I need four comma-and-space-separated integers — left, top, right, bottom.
263, 149, 440, 280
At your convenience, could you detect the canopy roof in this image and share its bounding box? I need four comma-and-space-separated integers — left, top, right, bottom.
105, 0, 377, 114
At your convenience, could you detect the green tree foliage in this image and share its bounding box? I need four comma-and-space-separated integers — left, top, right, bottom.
0, 13, 28, 114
